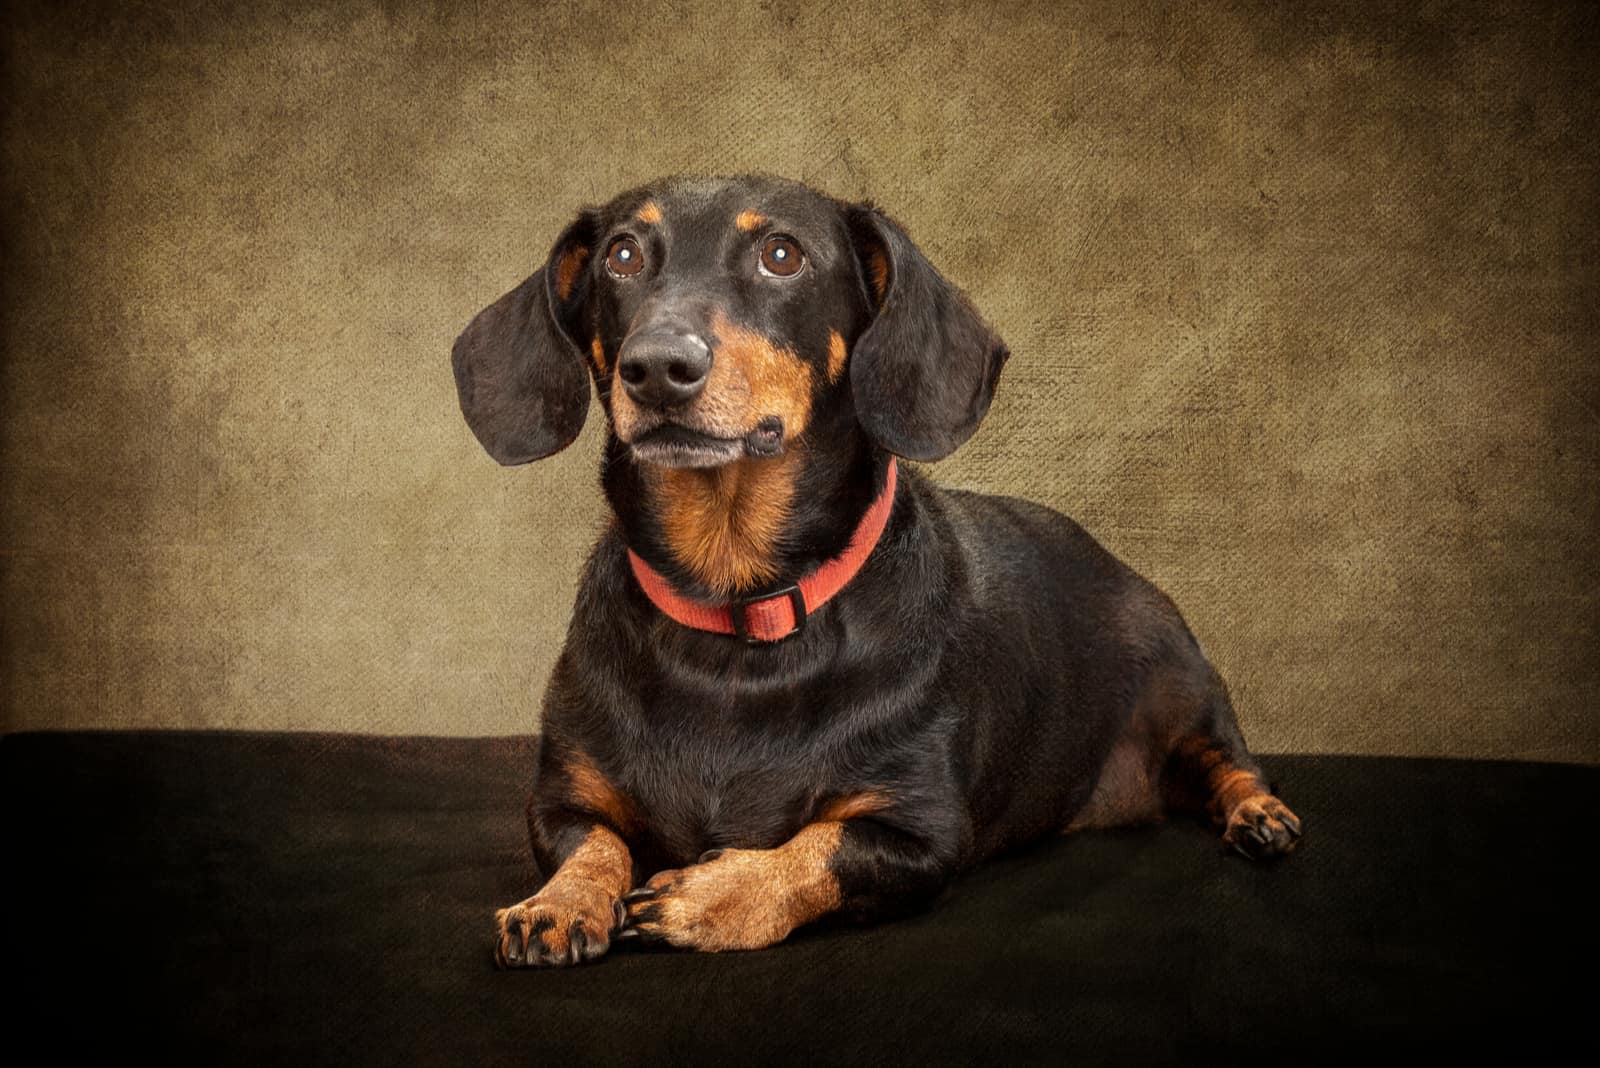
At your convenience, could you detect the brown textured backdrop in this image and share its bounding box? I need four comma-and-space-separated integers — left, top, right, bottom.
2, 1, 1595, 761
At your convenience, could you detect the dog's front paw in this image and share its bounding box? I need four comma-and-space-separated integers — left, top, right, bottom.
619, 849, 810, 953
494, 881, 626, 968
1223, 795, 1303, 859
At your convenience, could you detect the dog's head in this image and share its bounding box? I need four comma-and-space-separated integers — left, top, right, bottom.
452, 174, 1008, 468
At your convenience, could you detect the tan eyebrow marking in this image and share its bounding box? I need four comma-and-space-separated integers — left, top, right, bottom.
735, 209, 767, 232
636, 201, 663, 224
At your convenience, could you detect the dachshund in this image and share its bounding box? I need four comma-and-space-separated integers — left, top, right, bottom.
451, 174, 1301, 967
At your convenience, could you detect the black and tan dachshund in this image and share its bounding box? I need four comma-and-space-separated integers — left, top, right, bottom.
452, 174, 1301, 967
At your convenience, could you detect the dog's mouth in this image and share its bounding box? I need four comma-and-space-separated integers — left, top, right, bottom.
630, 425, 748, 469
629, 418, 786, 469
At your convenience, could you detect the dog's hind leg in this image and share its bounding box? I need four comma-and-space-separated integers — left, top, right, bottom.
1062, 579, 1302, 857
1161, 672, 1303, 859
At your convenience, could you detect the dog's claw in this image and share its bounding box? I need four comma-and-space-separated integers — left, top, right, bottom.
622, 888, 658, 903
568, 923, 587, 964
698, 848, 724, 863
615, 927, 641, 941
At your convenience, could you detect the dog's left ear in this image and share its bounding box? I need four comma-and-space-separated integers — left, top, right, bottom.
451, 212, 599, 465
845, 204, 1010, 461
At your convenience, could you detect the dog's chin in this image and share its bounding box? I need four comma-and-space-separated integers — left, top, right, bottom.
628, 426, 748, 469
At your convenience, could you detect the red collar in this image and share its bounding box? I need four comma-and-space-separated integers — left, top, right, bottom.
627, 457, 898, 643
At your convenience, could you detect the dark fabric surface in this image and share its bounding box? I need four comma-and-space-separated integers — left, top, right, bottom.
3, 732, 1591, 1063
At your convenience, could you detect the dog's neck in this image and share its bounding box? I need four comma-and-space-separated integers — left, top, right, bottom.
601, 416, 891, 602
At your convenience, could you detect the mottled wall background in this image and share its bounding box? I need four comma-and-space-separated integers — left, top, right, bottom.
2, 1, 1595, 761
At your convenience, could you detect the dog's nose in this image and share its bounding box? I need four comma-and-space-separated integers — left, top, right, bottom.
617, 331, 711, 407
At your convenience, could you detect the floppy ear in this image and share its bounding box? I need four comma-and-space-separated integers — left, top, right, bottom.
845, 204, 1010, 461
451, 213, 598, 465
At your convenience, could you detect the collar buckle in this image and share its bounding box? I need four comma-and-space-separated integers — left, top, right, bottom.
730, 584, 807, 644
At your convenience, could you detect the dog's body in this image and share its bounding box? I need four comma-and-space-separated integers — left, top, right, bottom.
452, 175, 1300, 967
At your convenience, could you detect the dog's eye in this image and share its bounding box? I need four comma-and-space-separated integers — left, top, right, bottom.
606, 236, 645, 278
758, 236, 804, 278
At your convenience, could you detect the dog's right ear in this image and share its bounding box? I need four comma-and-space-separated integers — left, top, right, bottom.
451, 212, 599, 465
